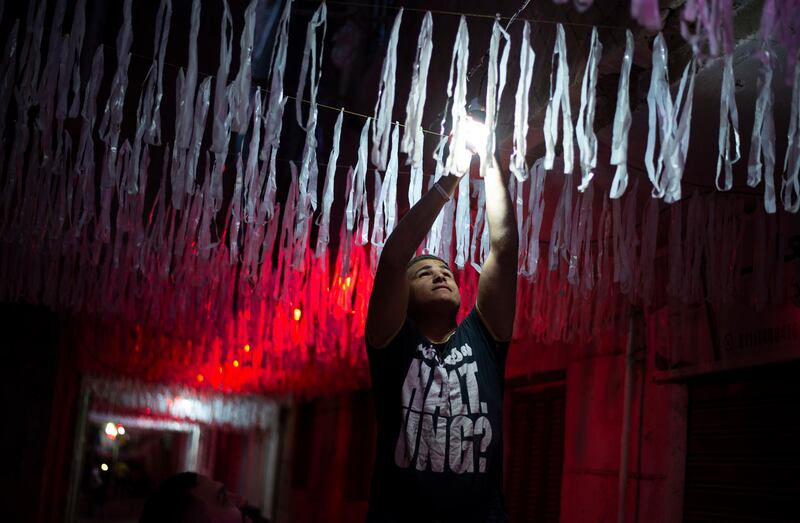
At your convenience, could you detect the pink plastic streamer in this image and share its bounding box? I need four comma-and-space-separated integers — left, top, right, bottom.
680, 0, 734, 59
759, 0, 800, 82
631, 0, 661, 30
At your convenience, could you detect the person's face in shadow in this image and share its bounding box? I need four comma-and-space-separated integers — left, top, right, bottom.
191, 475, 246, 523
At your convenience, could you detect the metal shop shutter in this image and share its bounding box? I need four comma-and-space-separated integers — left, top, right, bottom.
683, 362, 800, 523
506, 384, 566, 523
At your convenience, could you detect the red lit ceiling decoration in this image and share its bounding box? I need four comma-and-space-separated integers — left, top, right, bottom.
0, 0, 797, 393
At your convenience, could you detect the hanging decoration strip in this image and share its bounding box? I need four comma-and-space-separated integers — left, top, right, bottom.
510, 20, 534, 181
680, 0, 735, 59
747, 47, 777, 214
0, 0, 798, 394
716, 53, 740, 191
575, 27, 602, 192
609, 30, 633, 199
543, 23, 574, 174
372, 7, 402, 172
294, 2, 327, 269
401, 11, 432, 207
481, 16, 510, 179
781, 52, 800, 213
758, 0, 800, 81
316, 109, 344, 258
645, 34, 696, 203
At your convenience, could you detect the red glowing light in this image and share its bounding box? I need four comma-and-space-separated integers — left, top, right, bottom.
218, 366, 223, 374
196, 374, 204, 382
233, 359, 240, 368
244, 344, 250, 352
293, 308, 302, 321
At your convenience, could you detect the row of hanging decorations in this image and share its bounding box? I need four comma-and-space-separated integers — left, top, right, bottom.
0, 0, 797, 392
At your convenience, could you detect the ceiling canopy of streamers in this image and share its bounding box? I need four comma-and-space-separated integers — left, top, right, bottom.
0, 0, 797, 394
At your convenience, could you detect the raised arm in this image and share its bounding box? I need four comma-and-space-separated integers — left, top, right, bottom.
476, 154, 519, 341
366, 174, 460, 348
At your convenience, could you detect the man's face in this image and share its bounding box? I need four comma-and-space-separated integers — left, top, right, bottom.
191, 475, 246, 523
407, 259, 461, 314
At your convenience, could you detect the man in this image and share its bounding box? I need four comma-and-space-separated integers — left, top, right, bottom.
139, 472, 270, 523
365, 141, 518, 523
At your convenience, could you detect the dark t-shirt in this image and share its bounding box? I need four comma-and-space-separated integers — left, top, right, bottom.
366, 307, 509, 523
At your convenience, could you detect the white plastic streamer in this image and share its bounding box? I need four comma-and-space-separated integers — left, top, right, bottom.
521, 159, 546, 279
243, 89, 262, 223
346, 117, 371, 246
230, 0, 257, 134
645, 34, 670, 199
781, 52, 800, 213
262, 97, 286, 221
609, 30, 633, 199
261, 0, 292, 220
372, 123, 400, 250
549, 173, 573, 271
443, 16, 470, 176
576, 27, 602, 192
645, 34, 696, 202
747, 50, 776, 214
61, 0, 86, 120
454, 173, 470, 268
295, 2, 327, 259
716, 53, 740, 191
73, 46, 103, 235
97, 0, 133, 157
663, 59, 696, 203
315, 109, 343, 258
372, 8, 403, 171
543, 24, 574, 174
144, 0, 171, 146
469, 180, 487, 273
263, 0, 291, 155
175, 0, 200, 152
482, 16, 510, 179
230, 155, 244, 264
209, 0, 234, 209
36, 0, 66, 162
295, 2, 327, 130
186, 77, 211, 196
402, 11, 432, 207
510, 21, 534, 181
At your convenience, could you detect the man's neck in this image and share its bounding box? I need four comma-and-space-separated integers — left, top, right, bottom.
410, 312, 458, 344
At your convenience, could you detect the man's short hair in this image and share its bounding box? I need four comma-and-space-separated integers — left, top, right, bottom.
406, 254, 451, 271
139, 472, 207, 523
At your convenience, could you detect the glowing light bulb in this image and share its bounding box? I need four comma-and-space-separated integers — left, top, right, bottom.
462, 116, 488, 153
117, 425, 125, 436
197, 374, 204, 382
104, 422, 118, 439
100, 463, 109, 472
233, 359, 240, 368
244, 344, 251, 352
293, 308, 302, 321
